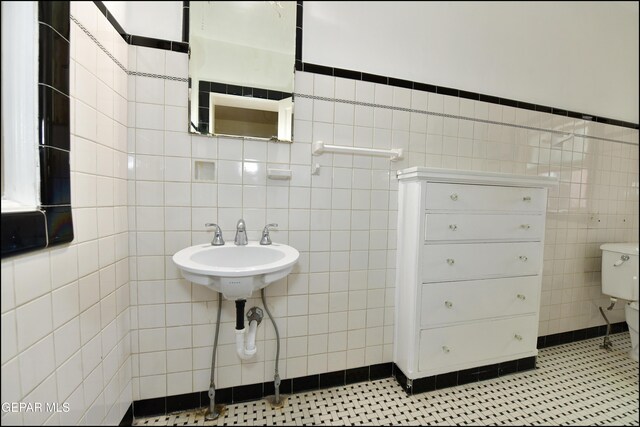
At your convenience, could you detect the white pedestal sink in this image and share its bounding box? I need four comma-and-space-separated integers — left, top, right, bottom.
172, 241, 299, 300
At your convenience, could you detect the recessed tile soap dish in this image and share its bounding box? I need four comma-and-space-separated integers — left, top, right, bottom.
194, 160, 216, 181
267, 168, 292, 180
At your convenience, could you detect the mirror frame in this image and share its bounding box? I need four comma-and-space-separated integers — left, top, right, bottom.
184, 1, 304, 138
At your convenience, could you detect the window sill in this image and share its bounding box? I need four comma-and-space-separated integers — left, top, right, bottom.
1, 210, 48, 257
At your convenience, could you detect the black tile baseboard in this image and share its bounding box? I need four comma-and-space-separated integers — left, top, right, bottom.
393, 356, 538, 395
125, 325, 633, 421
130, 362, 394, 418
118, 404, 133, 426
394, 325, 631, 396
537, 321, 628, 349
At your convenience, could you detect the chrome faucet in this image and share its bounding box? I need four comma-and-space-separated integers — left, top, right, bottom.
205, 223, 225, 246
234, 219, 248, 245
260, 223, 278, 245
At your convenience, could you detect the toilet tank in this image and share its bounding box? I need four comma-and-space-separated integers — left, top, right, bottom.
601, 243, 639, 301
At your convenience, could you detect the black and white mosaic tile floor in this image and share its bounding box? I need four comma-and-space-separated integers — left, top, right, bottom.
133, 333, 639, 426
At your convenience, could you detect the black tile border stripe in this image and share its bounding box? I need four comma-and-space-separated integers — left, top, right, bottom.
69, 14, 188, 84
92, 1, 188, 52
294, 93, 636, 147
94, 0, 297, 59
182, 1, 189, 43
94, 1, 636, 131
123, 322, 629, 422
2, 1, 73, 259
299, 61, 639, 131
1, 211, 48, 257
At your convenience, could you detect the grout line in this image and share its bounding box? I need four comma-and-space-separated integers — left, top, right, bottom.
294, 93, 637, 147
70, 14, 188, 83
38, 21, 70, 43
70, 13, 637, 149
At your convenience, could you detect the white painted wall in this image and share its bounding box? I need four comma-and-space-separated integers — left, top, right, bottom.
103, 1, 182, 42
303, 1, 639, 124
113, 1, 638, 123
101, 1, 128, 32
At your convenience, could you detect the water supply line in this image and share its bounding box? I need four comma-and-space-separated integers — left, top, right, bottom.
599, 297, 617, 350
205, 294, 281, 416
205, 296, 223, 421
262, 288, 286, 408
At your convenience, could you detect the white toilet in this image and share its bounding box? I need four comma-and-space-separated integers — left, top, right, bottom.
601, 243, 639, 362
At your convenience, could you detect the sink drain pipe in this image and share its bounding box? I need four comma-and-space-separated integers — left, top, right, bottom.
235, 299, 261, 359
205, 296, 223, 421
261, 288, 285, 407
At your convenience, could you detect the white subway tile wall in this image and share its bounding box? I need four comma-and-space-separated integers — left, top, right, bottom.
0, 2, 131, 425
128, 39, 639, 401
2, 2, 639, 423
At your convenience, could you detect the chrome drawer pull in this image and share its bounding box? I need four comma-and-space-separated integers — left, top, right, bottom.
450, 193, 458, 201
442, 346, 450, 353
446, 258, 455, 265
518, 256, 528, 262
522, 196, 532, 202
517, 294, 526, 300
520, 224, 531, 229
514, 334, 523, 341
444, 301, 453, 308
449, 224, 458, 231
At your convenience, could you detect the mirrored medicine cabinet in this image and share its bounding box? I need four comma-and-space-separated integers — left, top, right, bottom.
188, 1, 297, 142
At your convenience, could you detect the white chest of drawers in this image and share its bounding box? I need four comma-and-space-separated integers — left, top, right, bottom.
394, 167, 557, 384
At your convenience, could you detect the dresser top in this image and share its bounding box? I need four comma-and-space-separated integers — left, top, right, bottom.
396, 167, 559, 188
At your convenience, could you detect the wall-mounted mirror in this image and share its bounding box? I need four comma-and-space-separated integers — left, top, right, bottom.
189, 1, 297, 142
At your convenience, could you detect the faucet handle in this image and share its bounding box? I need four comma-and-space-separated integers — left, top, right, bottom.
260, 223, 278, 245
205, 223, 225, 246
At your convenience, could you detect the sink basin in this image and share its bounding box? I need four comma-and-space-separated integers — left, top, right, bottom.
172, 241, 299, 300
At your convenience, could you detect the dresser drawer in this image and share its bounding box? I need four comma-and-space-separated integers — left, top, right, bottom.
418, 315, 538, 373
422, 242, 541, 282
425, 183, 546, 213
425, 213, 544, 241
420, 276, 540, 328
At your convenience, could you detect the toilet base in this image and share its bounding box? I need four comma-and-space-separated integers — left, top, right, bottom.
625, 302, 638, 362
628, 329, 638, 362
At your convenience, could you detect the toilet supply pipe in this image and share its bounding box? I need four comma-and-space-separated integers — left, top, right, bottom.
598, 297, 617, 350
